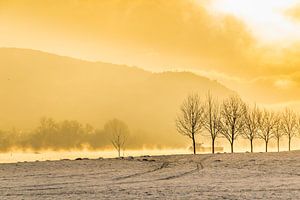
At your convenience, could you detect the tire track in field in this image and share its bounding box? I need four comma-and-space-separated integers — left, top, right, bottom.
114, 162, 169, 181
158, 164, 200, 180
157, 154, 212, 181
116, 155, 212, 184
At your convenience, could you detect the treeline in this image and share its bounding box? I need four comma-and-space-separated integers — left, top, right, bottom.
176, 92, 300, 154
1, 93, 299, 155
0, 118, 128, 152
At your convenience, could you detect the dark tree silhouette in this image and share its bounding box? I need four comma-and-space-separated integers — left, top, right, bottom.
105, 119, 129, 157
258, 110, 276, 152
273, 113, 283, 152
243, 104, 261, 153
176, 94, 204, 155
220, 95, 246, 153
204, 92, 222, 154
281, 108, 297, 151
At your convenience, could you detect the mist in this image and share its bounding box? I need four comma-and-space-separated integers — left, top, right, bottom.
0, 116, 298, 154
0, 117, 189, 152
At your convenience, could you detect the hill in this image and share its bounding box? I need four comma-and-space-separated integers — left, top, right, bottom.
0, 48, 233, 148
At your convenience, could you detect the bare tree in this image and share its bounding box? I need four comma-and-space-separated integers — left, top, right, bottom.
204, 92, 222, 154
258, 110, 276, 152
105, 119, 129, 157
273, 113, 283, 152
176, 94, 205, 155
243, 104, 261, 153
274, 113, 284, 152
281, 108, 297, 151
220, 95, 246, 153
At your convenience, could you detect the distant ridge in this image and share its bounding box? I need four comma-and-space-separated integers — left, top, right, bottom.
0, 48, 234, 148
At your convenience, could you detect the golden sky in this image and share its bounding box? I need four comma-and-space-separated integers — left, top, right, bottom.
1, 0, 300, 109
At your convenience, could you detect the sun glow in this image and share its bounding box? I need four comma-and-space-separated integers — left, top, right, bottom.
211, 0, 300, 43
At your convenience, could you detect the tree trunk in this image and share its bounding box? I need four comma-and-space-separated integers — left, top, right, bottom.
231, 130, 234, 153
118, 149, 121, 157
277, 138, 280, 152
288, 137, 291, 151
250, 139, 253, 153
212, 138, 215, 154
265, 141, 268, 152
192, 136, 196, 155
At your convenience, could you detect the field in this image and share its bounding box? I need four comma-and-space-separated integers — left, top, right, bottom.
1, 151, 300, 199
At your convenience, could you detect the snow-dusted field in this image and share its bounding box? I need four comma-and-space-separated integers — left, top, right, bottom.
1, 151, 300, 199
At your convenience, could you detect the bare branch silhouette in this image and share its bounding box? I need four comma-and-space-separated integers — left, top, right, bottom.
258, 110, 277, 152
243, 104, 261, 153
203, 91, 222, 154
281, 108, 297, 151
220, 95, 246, 153
176, 94, 205, 154
105, 119, 129, 157
272, 113, 284, 152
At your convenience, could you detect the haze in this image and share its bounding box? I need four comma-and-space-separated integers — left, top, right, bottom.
0, 0, 300, 155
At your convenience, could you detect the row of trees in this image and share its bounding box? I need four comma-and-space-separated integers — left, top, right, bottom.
176, 93, 300, 154
35, 118, 130, 157
0, 118, 130, 157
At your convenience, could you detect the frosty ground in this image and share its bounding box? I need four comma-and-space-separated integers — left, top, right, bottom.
1, 151, 300, 199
